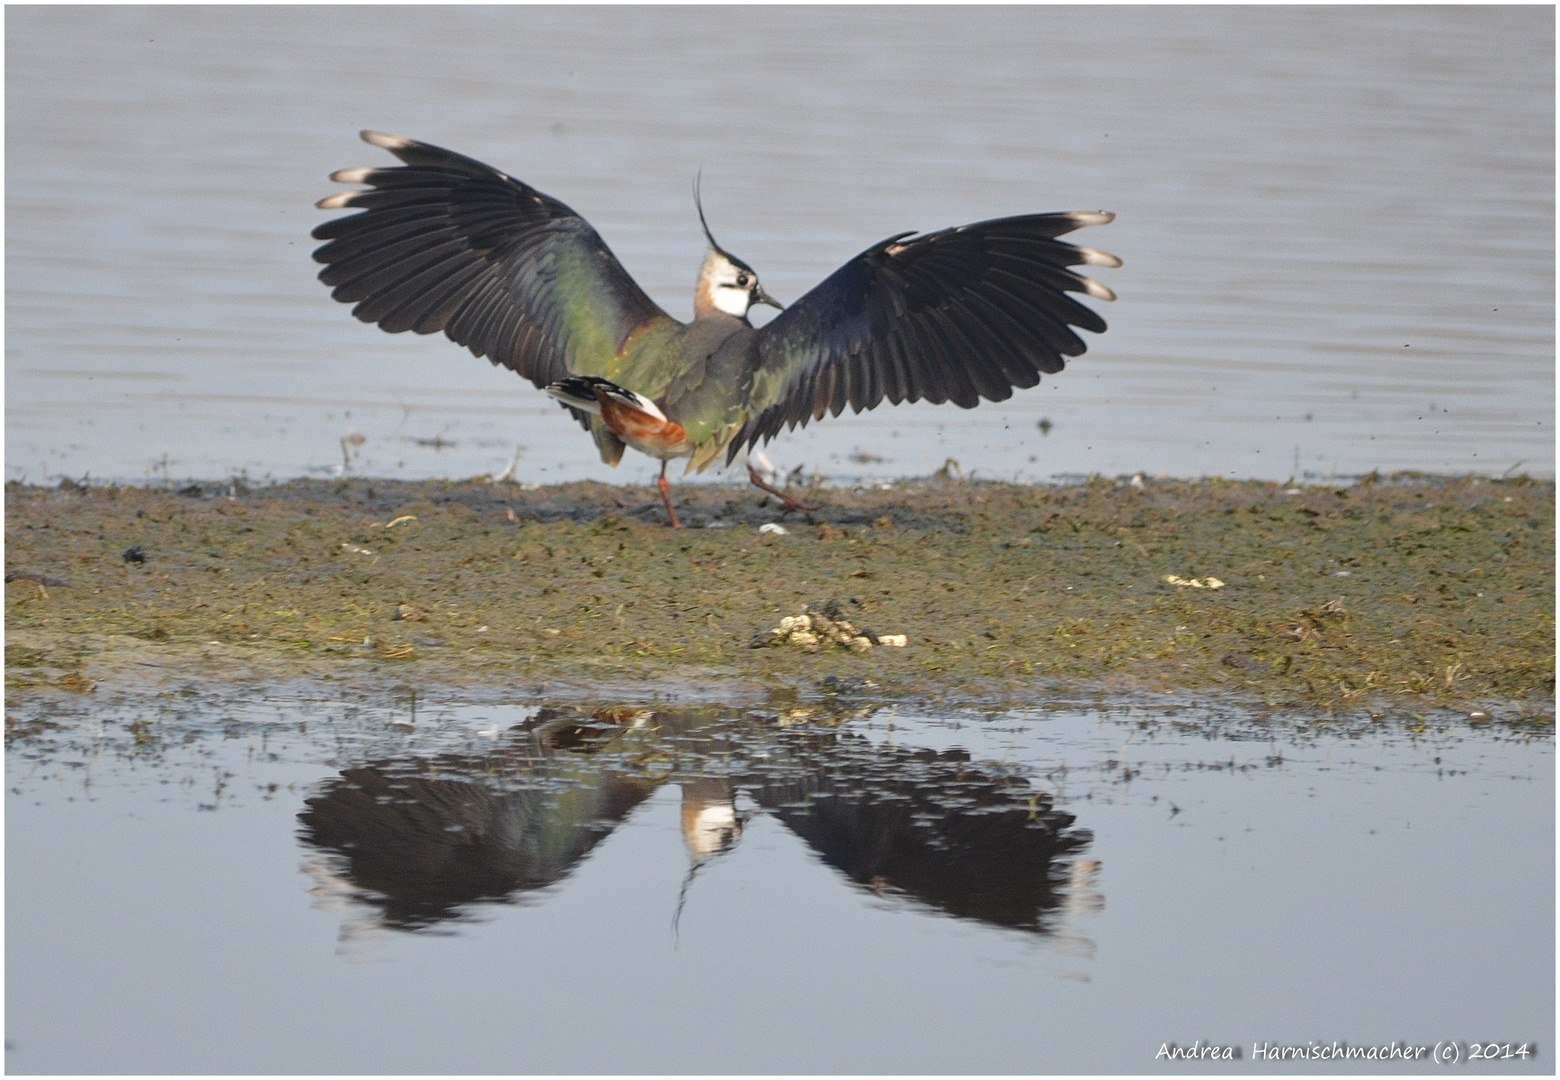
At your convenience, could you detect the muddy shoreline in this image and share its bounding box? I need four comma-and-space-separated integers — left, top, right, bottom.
5, 473, 1553, 724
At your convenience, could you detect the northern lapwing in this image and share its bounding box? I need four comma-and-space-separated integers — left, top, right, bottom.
313, 131, 1120, 528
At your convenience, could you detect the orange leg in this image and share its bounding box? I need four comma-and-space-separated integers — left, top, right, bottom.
658, 460, 681, 529
747, 464, 819, 512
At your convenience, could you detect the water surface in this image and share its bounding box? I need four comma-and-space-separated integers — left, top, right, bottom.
7, 691, 1551, 1073
6, 7, 1552, 487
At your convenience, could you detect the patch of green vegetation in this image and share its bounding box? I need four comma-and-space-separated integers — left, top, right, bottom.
3, 474, 1553, 721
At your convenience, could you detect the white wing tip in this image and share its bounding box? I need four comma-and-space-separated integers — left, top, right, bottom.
1065, 210, 1115, 228
1075, 246, 1123, 268
361, 130, 413, 150
315, 192, 358, 210
1080, 277, 1117, 302
329, 166, 375, 184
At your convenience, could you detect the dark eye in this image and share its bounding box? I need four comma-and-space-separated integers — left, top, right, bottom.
736, 274, 750, 287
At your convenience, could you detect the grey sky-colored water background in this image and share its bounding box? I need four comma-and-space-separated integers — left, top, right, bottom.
5, 5, 1553, 488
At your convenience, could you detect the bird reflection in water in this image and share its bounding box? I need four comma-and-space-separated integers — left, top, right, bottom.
297, 703, 1101, 959
671, 776, 747, 943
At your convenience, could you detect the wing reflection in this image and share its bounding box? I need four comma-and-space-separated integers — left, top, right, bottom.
298, 710, 662, 931
298, 704, 1098, 948
747, 732, 1092, 933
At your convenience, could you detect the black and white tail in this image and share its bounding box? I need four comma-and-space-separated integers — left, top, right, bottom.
544, 376, 667, 420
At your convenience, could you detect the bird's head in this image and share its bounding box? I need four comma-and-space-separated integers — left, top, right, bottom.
693, 175, 783, 321
696, 247, 781, 320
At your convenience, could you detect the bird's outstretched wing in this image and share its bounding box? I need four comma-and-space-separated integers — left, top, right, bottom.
727, 212, 1119, 461
312, 131, 679, 392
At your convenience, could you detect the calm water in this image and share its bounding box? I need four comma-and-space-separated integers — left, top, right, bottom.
6, 7, 1553, 488
6, 690, 1552, 1074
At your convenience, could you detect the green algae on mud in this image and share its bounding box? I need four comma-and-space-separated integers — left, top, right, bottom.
4, 474, 1554, 721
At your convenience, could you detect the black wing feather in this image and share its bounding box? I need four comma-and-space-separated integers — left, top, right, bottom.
312, 131, 678, 391
728, 212, 1117, 461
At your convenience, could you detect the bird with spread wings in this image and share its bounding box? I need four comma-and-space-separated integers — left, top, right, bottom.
313, 130, 1119, 527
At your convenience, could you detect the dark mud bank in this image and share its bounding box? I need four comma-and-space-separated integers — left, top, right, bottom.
5, 474, 1553, 721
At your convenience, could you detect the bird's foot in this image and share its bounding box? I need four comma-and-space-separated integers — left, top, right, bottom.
747, 465, 819, 512
658, 475, 682, 529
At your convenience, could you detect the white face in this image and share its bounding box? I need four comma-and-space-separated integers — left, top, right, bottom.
707, 254, 761, 317
685, 802, 742, 857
